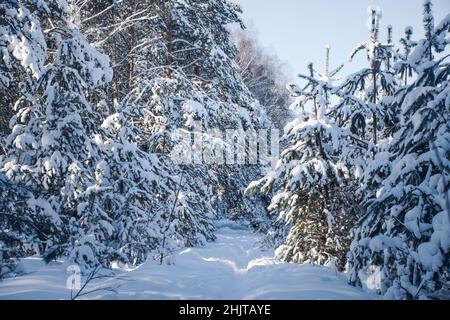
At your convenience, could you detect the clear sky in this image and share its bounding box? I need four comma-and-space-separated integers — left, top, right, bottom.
233, 0, 450, 82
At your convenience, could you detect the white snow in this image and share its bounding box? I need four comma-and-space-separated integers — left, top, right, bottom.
182, 100, 206, 116
431, 211, 450, 251
1, 3, 47, 80
404, 207, 422, 239
368, 235, 403, 252
0, 222, 375, 300
417, 242, 443, 272
359, 266, 383, 292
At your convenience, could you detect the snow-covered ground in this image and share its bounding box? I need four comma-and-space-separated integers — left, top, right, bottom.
0, 221, 375, 300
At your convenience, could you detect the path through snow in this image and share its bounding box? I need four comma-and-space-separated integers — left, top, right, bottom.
0, 222, 375, 300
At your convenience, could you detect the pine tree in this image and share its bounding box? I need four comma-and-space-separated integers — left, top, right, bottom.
99, 101, 216, 266
247, 47, 357, 270
2, 30, 114, 272
0, 0, 69, 138
0, 0, 45, 138
348, 6, 450, 299
0, 172, 58, 278
333, 6, 397, 149
0, 172, 30, 278
122, 0, 271, 226
73, 0, 153, 105
0, 1, 69, 267
395, 26, 418, 86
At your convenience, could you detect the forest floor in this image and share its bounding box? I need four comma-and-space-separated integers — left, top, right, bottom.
0, 221, 376, 300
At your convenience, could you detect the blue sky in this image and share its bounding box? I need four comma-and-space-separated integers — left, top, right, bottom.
233, 0, 450, 81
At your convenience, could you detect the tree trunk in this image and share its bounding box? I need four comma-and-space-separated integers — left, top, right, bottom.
162, 0, 173, 77
372, 68, 378, 146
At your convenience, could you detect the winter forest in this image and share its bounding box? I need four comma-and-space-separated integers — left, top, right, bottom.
0, 0, 449, 301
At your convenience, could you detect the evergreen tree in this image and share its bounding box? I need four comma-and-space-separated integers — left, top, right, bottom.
0, 0, 69, 267
395, 26, 418, 86
0, 172, 58, 278
348, 6, 450, 299
2, 30, 113, 272
0, 0, 69, 139
0, 0, 43, 138
98, 105, 169, 265
333, 6, 397, 149
99, 101, 216, 266
122, 0, 270, 226
247, 48, 357, 270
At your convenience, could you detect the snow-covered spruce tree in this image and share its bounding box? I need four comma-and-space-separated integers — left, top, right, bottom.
247, 49, 359, 270
383, 26, 420, 138
98, 106, 167, 265
333, 6, 397, 149
348, 7, 450, 299
1, 30, 114, 272
123, 0, 270, 225
0, 0, 43, 138
98, 101, 216, 265
0, 0, 69, 139
154, 168, 219, 264
385, 25, 394, 71
0, 1, 69, 266
188, 0, 271, 224
395, 26, 418, 86
131, 77, 220, 252
0, 172, 57, 278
